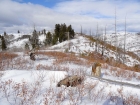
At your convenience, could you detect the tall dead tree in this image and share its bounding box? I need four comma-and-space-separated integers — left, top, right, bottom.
101, 25, 107, 56
81, 25, 82, 35
123, 14, 127, 63
114, 8, 118, 62
90, 28, 91, 36
95, 23, 99, 52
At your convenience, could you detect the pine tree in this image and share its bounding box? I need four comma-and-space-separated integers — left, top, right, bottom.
53, 24, 60, 44
52, 34, 58, 45
53, 23, 75, 45
4, 31, 7, 36
45, 32, 52, 46
43, 29, 46, 34
55, 24, 60, 38
59, 23, 67, 42
25, 43, 30, 50
38, 31, 40, 35
67, 25, 75, 39
18, 30, 20, 33
31, 29, 39, 49
32, 43, 36, 49
1, 36, 7, 51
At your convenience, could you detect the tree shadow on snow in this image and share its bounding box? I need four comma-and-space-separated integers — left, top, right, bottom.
103, 96, 124, 105
35, 57, 48, 61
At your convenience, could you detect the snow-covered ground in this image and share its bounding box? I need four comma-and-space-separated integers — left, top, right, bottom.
6, 32, 140, 66
49, 34, 140, 67
104, 32, 140, 57
0, 51, 140, 105
0, 33, 140, 105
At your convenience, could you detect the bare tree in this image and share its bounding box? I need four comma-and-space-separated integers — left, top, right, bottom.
95, 23, 99, 52
114, 8, 118, 62
123, 14, 127, 63
80, 25, 82, 35
101, 25, 107, 56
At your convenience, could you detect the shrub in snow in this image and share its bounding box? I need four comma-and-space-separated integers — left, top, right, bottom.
57, 75, 84, 87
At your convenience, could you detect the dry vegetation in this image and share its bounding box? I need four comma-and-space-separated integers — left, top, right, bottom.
0, 52, 18, 71
86, 36, 140, 72
37, 51, 87, 66
0, 52, 18, 60
0, 50, 140, 105
0, 76, 140, 105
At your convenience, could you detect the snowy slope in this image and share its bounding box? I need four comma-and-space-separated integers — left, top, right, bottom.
5, 32, 140, 67
0, 32, 140, 105
104, 32, 140, 57
0, 51, 140, 105
49, 34, 140, 66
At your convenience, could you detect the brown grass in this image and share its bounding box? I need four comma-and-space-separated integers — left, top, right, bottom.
0, 52, 18, 71
37, 51, 86, 66
36, 64, 69, 71
0, 52, 18, 60
37, 51, 68, 58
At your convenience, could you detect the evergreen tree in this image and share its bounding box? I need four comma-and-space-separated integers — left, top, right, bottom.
45, 32, 52, 46
55, 24, 60, 38
67, 25, 75, 39
0, 35, 1, 50
25, 43, 30, 50
53, 24, 61, 44
41, 30, 44, 34
1, 36, 7, 51
43, 29, 46, 34
4, 31, 7, 36
52, 34, 58, 45
32, 43, 36, 49
59, 23, 67, 42
53, 23, 75, 45
32, 29, 39, 47
38, 31, 40, 35
18, 30, 20, 33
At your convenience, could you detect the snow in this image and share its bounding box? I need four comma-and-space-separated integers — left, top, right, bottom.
38, 34, 46, 42
0, 33, 140, 105
8, 39, 29, 49
105, 33, 140, 57
0, 53, 140, 105
2, 70, 68, 85
6, 32, 140, 66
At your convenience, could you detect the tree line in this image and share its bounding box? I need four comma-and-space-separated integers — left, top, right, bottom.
44, 23, 75, 45
0, 23, 75, 51
0, 34, 7, 51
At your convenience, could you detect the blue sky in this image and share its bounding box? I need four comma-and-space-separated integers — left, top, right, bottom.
0, 0, 140, 34
23, 0, 56, 7
14, 0, 62, 8
15, 0, 140, 8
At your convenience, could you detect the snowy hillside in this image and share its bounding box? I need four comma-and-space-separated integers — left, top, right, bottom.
49, 34, 140, 67
5, 32, 140, 67
104, 32, 140, 57
0, 50, 140, 105
7, 33, 46, 51
0, 33, 140, 105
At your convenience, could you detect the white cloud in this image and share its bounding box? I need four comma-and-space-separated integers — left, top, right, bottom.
0, 0, 139, 34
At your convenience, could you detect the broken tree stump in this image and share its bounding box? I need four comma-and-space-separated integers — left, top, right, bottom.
57, 75, 84, 87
